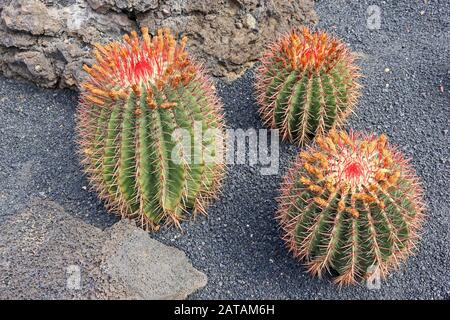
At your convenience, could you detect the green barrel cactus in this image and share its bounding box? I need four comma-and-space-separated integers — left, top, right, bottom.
277, 130, 425, 285
77, 28, 225, 231
255, 27, 361, 146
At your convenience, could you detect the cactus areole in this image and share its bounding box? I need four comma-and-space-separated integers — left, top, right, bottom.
278, 130, 425, 285
77, 28, 225, 231
256, 27, 361, 146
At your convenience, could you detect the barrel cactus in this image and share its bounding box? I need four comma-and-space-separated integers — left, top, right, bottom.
255, 27, 361, 146
277, 130, 425, 285
76, 28, 225, 231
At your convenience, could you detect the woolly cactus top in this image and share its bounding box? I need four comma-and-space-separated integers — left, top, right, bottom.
81, 28, 197, 109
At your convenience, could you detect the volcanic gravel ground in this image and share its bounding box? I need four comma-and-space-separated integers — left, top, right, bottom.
0, 0, 448, 299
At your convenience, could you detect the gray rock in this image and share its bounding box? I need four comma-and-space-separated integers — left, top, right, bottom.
0, 198, 117, 299
101, 221, 208, 300
87, 0, 159, 13
1, 0, 63, 36
1, 50, 58, 87
244, 13, 257, 30
0, 0, 316, 88
0, 23, 36, 48
0, 198, 207, 299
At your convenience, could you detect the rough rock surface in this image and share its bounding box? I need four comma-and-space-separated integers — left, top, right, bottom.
0, 198, 207, 299
102, 222, 207, 299
0, 0, 316, 88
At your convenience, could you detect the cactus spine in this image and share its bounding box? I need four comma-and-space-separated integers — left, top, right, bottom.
277, 130, 425, 285
77, 28, 225, 231
255, 27, 361, 146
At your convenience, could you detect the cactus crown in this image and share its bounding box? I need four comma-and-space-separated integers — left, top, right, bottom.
277, 27, 344, 73
82, 28, 196, 108
256, 27, 361, 146
77, 28, 225, 231
278, 130, 425, 285
324, 132, 388, 193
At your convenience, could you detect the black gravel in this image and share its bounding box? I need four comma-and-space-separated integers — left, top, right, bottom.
0, 0, 448, 299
